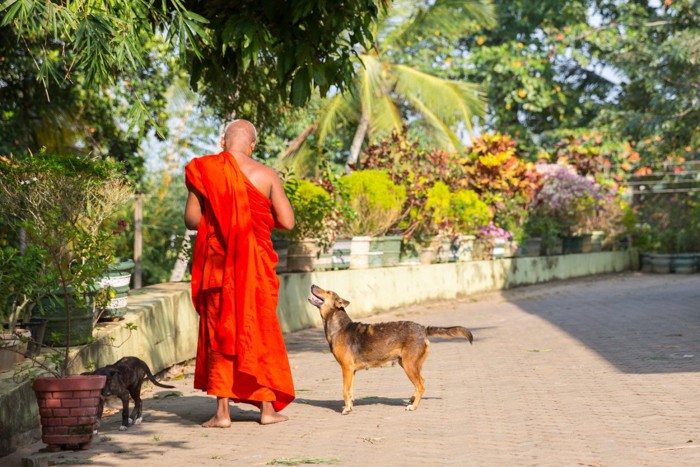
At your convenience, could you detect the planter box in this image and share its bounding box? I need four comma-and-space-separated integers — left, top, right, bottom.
287, 239, 329, 272
0, 329, 30, 373
522, 237, 542, 257
672, 254, 696, 274
649, 253, 672, 274
38, 295, 95, 347
349, 236, 371, 269
378, 235, 402, 267
455, 234, 476, 262
332, 239, 351, 270
98, 258, 135, 321
368, 238, 384, 268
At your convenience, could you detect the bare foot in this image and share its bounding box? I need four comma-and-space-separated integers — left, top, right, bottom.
201, 415, 232, 428
260, 412, 289, 425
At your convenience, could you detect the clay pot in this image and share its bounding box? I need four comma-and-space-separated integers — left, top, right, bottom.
32, 374, 106, 452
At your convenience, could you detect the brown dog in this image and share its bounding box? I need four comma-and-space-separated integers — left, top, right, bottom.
307, 284, 473, 414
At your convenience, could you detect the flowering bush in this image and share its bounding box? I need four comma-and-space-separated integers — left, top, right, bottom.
478, 222, 513, 242
463, 133, 541, 243
362, 127, 467, 240
532, 164, 607, 235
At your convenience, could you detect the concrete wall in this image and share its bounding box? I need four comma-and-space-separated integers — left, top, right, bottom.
0, 250, 638, 456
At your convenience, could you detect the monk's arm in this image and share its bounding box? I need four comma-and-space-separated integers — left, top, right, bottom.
184, 189, 204, 230
270, 171, 295, 231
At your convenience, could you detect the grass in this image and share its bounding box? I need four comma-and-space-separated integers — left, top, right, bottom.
267, 457, 340, 465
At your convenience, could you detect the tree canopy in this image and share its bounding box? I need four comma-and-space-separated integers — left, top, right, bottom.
457, 0, 700, 167
1, 0, 389, 128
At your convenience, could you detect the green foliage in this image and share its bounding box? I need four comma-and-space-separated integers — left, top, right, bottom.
282, 179, 335, 249
1, 0, 388, 130
425, 182, 452, 234
338, 170, 406, 237
0, 151, 133, 376
464, 133, 540, 238
362, 128, 468, 240
282, 0, 496, 169
0, 245, 44, 331
457, 0, 700, 167
0, 27, 173, 184
109, 175, 191, 286
449, 190, 491, 236
524, 213, 562, 251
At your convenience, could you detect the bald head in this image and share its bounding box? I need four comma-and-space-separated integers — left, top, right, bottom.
221, 119, 257, 156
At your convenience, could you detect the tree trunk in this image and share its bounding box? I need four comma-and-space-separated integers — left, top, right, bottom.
346, 107, 370, 173
169, 229, 197, 282
280, 122, 317, 160
133, 194, 143, 289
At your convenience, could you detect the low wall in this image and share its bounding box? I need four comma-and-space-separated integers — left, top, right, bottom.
0, 250, 638, 456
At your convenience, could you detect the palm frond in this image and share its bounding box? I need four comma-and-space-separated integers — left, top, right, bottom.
317, 93, 356, 147
383, 0, 496, 47
404, 95, 464, 151
391, 63, 486, 131
369, 93, 403, 136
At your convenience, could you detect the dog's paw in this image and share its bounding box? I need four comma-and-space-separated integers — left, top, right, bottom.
128, 417, 133, 425
405, 404, 417, 411
119, 425, 128, 431
93, 429, 98, 435
341, 407, 353, 415
133, 417, 143, 425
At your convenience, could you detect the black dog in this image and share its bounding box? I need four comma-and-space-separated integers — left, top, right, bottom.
87, 356, 175, 431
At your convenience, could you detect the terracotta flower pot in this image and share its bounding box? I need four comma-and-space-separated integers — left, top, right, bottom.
32, 374, 106, 452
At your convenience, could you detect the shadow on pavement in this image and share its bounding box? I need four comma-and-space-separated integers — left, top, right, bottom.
501, 273, 700, 374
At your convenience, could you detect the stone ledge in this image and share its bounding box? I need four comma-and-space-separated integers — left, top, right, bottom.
0, 250, 638, 457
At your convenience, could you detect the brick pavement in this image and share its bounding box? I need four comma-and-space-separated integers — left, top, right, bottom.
3, 272, 699, 466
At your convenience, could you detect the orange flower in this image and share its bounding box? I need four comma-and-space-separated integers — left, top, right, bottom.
634, 167, 652, 175
477, 36, 485, 45
518, 89, 527, 98
628, 152, 640, 162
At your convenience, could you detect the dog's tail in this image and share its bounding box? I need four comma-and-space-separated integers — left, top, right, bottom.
139, 361, 176, 389
426, 326, 473, 344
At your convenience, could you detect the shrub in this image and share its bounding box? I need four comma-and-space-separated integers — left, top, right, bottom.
282, 179, 336, 249
532, 164, 607, 235
0, 151, 133, 376
338, 170, 406, 237
449, 190, 491, 236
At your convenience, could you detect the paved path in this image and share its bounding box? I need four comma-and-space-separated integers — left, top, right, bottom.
4, 273, 700, 466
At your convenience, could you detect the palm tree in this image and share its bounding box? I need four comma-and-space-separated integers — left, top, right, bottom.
280, 0, 496, 172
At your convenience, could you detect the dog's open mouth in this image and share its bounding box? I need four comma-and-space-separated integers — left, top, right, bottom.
307, 285, 324, 307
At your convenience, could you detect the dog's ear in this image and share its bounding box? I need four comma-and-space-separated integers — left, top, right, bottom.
336, 297, 350, 309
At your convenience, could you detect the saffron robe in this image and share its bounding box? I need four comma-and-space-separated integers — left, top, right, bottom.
185, 151, 295, 412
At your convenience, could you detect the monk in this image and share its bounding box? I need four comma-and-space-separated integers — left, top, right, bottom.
184, 119, 296, 427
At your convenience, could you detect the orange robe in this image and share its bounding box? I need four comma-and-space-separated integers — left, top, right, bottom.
185, 151, 294, 412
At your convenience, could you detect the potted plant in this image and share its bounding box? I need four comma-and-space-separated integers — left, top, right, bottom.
0, 151, 132, 451
523, 213, 561, 256
281, 178, 337, 272
532, 164, 606, 254
447, 189, 491, 262
338, 170, 406, 268
475, 222, 514, 260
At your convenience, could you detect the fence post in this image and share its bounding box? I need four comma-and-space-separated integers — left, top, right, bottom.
133, 193, 143, 289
